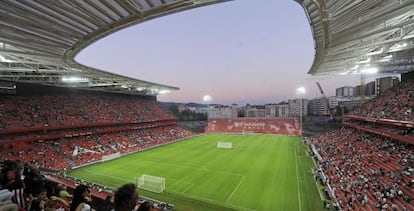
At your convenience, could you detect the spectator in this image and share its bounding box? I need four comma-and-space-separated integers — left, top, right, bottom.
0, 200, 18, 211
57, 184, 72, 201
24, 164, 46, 199
44, 196, 70, 211
97, 196, 114, 211
114, 183, 139, 211
70, 185, 94, 211
137, 201, 154, 211
0, 189, 17, 211
28, 186, 47, 211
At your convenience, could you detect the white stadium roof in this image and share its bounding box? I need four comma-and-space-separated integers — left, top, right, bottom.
296, 0, 414, 75
0, 0, 413, 95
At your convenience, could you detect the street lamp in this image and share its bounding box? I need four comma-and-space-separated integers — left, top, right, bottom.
203, 95, 212, 119
296, 87, 306, 135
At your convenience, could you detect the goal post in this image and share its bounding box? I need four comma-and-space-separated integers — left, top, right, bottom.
217, 142, 233, 149
136, 174, 165, 193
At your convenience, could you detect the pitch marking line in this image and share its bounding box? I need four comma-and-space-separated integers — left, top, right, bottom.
226, 175, 246, 203
295, 144, 303, 211
169, 190, 255, 211
182, 183, 194, 193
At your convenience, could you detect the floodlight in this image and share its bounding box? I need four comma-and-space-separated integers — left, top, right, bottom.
296, 87, 306, 95
390, 42, 408, 52
357, 57, 371, 64
366, 48, 383, 56
360, 67, 378, 74
351, 65, 359, 70
0, 55, 13, 62
379, 55, 392, 62
203, 95, 212, 102
61, 76, 89, 83
159, 90, 170, 94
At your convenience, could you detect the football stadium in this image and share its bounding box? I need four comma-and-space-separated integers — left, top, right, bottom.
0, 1, 413, 211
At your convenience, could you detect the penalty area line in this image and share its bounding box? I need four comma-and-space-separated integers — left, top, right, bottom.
226, 175, 245, 203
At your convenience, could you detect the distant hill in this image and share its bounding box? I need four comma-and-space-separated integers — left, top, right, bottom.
159, 102, 207, 109
186, 102, 206, 108
159, 102, 179, 110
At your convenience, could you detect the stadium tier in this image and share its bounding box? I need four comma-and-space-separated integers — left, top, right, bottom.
310, 128, 414, 210
0, 89, 193, 171
309, 77, 414, 210
0, 92, 175, 133
205, 117, 301, 135
357, 78, 413, 121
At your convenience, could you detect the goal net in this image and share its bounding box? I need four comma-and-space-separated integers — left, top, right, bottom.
136, 174, 165, 193
217, 142, 233, 149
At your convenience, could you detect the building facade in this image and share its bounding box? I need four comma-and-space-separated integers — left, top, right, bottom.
336, 86, 354, 97
376, 76, 399, 95
207, 105, 232, 119
288, 98, 309, 117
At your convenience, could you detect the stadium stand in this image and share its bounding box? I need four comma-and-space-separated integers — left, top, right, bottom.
0, 92, 192, 170
310, 77, 414, 210
0, 90, 189, 211
205, 117, 301, 135
356, 78, 414, 121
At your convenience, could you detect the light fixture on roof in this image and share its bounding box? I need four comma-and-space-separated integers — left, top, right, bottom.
390, 42, 408, 51
0, 55, 14, 62
366, 48, 383, 56
357, 57, 371, 64
61, 76, 89, 83
379, 54, 393, 62
159, 90, 170, 94
360, 67, 378, 74
339, 70, 350, 75
136, 87, 146, 91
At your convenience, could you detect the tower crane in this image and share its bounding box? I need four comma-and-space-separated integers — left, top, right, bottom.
316, 82, 335, 120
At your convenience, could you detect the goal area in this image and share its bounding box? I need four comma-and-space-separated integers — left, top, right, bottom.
136, 174, 165, 193
217, 142, 233, 149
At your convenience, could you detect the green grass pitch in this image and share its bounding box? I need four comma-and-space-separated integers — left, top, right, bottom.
68, 134, 324, 211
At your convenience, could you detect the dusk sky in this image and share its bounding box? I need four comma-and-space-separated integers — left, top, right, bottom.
76, 0, 382, 105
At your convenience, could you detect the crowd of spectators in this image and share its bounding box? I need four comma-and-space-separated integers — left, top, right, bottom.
309, 78, 414, 210
311, 128, 414, 210
0, 93, 194, 171
0, 93, 175, 131
356, 78, 413, 121
0, 160, 163, 211
0, 92, 192, 211
1, 125, 192, 170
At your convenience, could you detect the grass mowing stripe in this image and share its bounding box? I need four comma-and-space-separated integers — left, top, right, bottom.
68, 134, 323, 211
295, 143, 303, 211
